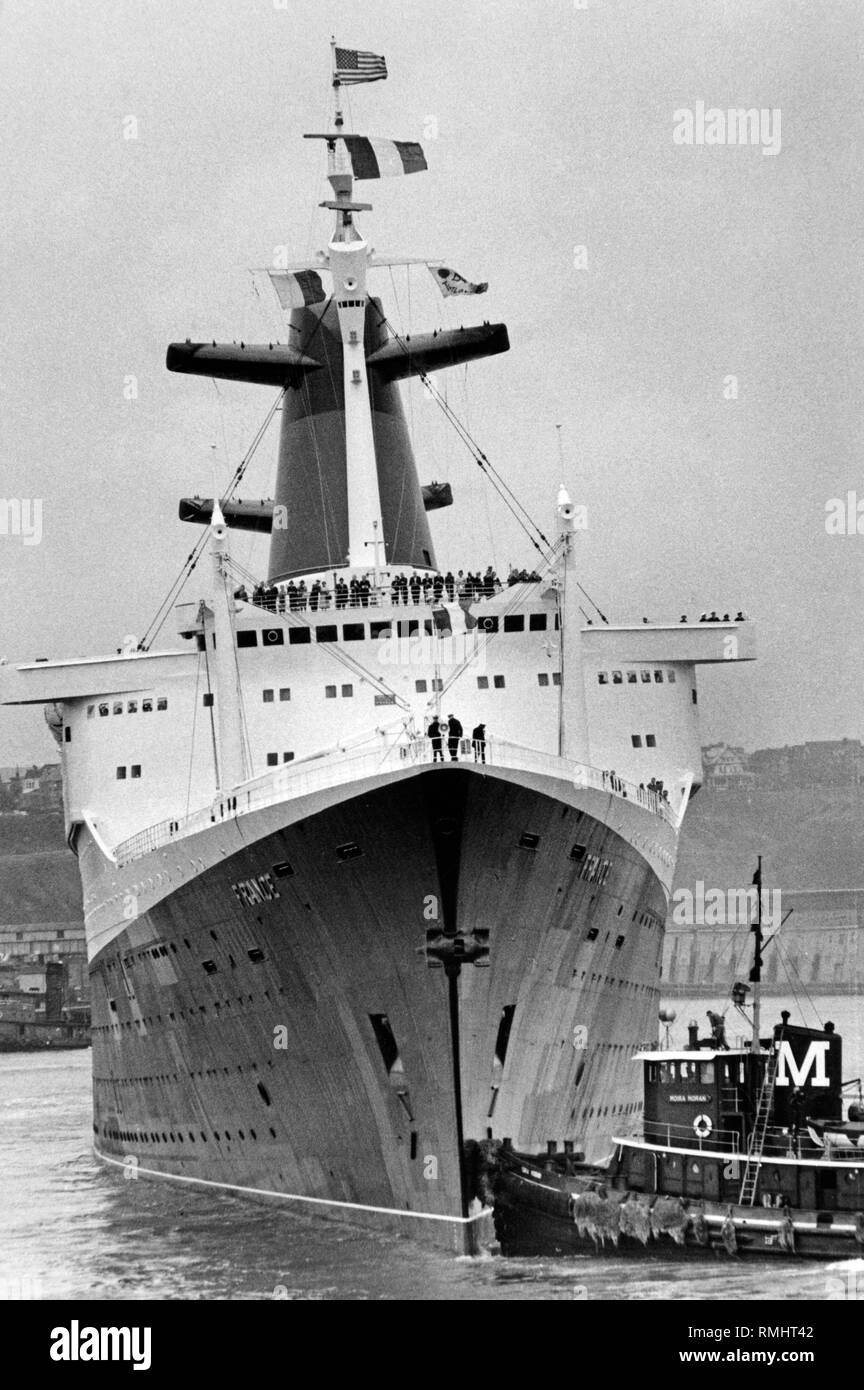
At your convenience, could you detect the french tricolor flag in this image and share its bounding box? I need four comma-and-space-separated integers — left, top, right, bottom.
341, 136, 427, 180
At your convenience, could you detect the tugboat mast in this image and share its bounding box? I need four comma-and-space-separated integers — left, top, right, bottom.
750, 854, 764, 1053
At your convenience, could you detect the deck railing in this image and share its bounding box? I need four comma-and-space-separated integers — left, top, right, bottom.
624, 1120, 742, 1154
114, 732, 676, 865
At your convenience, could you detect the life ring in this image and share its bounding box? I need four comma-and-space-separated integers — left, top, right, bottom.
693, 1114, 713, 1140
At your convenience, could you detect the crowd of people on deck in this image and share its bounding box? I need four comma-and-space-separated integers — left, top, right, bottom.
602, 770, 670, 808
234, 566, 514, 613
680, 611, 747, 623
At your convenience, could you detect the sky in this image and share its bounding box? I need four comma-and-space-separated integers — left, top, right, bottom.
0, 0, 862, 764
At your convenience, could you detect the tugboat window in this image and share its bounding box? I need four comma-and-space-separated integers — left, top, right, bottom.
699, 1061, 714, 1083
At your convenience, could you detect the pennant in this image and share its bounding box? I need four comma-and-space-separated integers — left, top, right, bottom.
268, 269, 327, 311
334, 48, 388, 85
428, 264, 488, 297
341, 135, 427, 180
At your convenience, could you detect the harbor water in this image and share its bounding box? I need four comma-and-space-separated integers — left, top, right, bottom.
2, 992, 862, 1301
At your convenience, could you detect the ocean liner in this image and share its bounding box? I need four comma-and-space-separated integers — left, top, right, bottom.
1, 48, 754, 1251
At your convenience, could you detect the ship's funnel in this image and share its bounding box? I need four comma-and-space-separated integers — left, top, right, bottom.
167, 296, 508, 581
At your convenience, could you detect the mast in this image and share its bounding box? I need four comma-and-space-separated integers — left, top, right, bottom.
556, 485, 589, 764
750, 854, 763, 1053
209, 497, 247, 793
325, 41, 386, 570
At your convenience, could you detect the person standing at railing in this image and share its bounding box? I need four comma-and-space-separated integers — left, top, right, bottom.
428, 716, 444, 763
447, 713, 463, 761
472, 723, 486, 763
444, 571, 455, 601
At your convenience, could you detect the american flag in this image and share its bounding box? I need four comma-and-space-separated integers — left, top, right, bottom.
334, 48, 388, 85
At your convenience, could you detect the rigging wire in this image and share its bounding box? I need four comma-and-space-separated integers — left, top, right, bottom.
137, 385, 285, 652
367, 303, 554, 562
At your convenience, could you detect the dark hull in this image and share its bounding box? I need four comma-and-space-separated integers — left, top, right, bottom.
89, 767, 666, 1249
494, 1158, 864, 1260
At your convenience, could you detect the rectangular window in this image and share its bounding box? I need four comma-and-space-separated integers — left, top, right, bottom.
398, 619, 419, 638
131, 765, 141, 779
612, 670, 623, 684
570, 844, 586, 862
654, 670, 663, 683
237, 630, 258, 648
432, 677, 443, 691
374, 694, 396, 705
645, 734, 656, 748
325, 685, 337, 699
493, 674, 505, 688
279, 688, 291, 701
692, 689, 697, 704
667, 670, 676, 683
503, 614, 524, 632
127, 700, 137, 713
640, 670, 651, 684
631, 735, 642, 748
202, 692, 214, 707
415, 679, 428, 693
266, 752, 278, 766
87, 705, 95, 719
113, 702, 123, 715
341, 684, 354, 698
262, 689, 274, 703
537, 672, 550, 687
597, 672, 608, 685
478, 615, 499, 634
627, 671, 637, 684
116, 766, 127, 780
282, 752, 294, 763
529, 613, 547, 631
552, 672, 561, 686
316, 625, 338, 643
262, 628, 284, 646
64, 726, 71, 743
288, 627, 311, 645
157, 698, 168, 711
477, 676, 489, 690
342, 623, 364, 641
370, 621, 391, 639
141, 699, 152, 713
424, 620, 434, 636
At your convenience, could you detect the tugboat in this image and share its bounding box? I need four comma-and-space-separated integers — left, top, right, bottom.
493, 860, 864, 1258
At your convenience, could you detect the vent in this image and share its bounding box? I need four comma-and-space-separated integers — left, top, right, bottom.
336, 841, 362, 863
494, 1004, 516, 1069
368, 1014, 400, 1074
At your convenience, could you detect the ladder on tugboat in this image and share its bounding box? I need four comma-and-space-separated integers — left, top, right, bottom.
738, 1047, 779, 1206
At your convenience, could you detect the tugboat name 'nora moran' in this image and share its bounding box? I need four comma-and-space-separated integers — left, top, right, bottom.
1, 46, 754, 1251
